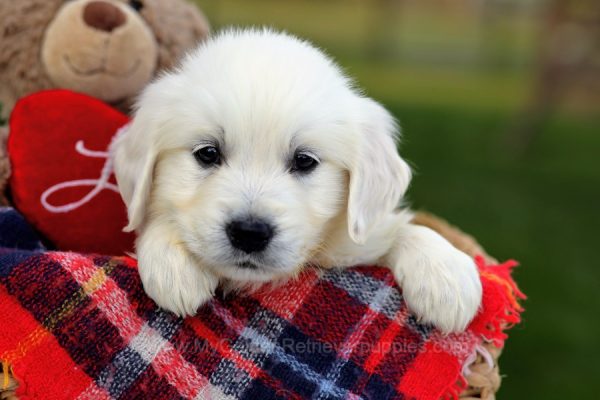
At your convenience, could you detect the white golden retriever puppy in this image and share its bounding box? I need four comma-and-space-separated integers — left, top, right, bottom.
112, 29, 482, 333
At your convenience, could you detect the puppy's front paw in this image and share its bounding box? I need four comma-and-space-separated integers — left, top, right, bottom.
137, 223, 219, 317
394, 229, 482, 333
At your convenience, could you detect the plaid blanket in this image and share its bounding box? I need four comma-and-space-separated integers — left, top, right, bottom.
0, 207, 524, 400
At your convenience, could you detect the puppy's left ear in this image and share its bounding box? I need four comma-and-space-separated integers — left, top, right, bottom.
347, 98, 412, 244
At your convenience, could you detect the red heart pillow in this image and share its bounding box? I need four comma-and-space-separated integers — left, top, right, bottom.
8, 90, 135, 255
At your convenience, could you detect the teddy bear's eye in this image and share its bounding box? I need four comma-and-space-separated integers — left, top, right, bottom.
129, 0, 144, 12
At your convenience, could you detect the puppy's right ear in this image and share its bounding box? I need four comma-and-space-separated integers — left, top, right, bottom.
111, 116, 156, 232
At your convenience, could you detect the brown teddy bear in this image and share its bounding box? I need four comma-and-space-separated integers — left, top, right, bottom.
0, 0, 211, 205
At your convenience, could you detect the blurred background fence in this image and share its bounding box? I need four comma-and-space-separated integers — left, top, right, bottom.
195, 1, 599, 398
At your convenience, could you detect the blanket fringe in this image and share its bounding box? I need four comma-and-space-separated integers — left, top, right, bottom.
1, 360, 13, 390
444, 374, 468, 400
471, 256, 526, 346
444, 256, 525, 400
2, 360, 8, 390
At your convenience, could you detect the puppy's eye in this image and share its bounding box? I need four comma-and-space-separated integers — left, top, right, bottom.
193, 145, 221, 166
291, 152, 319, 174
129, 0, 144, 11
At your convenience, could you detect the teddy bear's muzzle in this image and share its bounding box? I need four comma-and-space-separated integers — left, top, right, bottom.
40, 0, 158, 103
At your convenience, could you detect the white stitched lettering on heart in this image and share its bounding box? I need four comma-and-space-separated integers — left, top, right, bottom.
40, 124, 129, 213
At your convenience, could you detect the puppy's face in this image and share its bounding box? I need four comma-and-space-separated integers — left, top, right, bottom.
114, 30, 411, 283
151, 104, 349, 282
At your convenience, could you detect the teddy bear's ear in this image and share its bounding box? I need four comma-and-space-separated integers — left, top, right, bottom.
0, 1, 62, 116
140, 0, 211, 71
111, 116, 156, 232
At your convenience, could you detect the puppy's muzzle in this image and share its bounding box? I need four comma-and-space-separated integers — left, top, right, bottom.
226, 217, 274, 254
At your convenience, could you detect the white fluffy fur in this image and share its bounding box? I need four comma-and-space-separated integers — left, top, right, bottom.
112, 29, 482, 333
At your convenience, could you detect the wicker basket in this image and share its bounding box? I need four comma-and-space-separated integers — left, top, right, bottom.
0, 211, 503, 399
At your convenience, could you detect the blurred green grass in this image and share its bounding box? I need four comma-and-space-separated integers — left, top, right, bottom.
196, 1, 600, 398
396, 106, 600, 399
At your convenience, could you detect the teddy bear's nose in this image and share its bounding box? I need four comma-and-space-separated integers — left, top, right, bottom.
83, 1, 127, 33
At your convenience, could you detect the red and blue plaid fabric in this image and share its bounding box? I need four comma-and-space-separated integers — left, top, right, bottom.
0, 208, 524, 400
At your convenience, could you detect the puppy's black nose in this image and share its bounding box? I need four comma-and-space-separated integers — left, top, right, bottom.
226, 218, 273, 254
